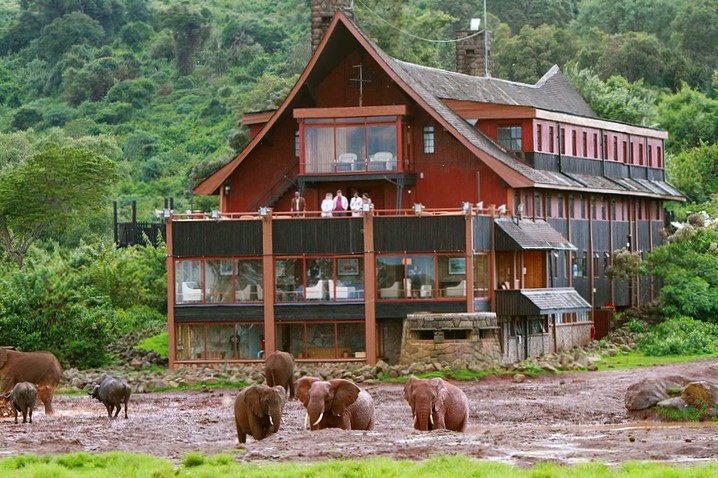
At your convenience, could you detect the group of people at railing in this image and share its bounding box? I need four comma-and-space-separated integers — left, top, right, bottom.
291, 190, 373, 218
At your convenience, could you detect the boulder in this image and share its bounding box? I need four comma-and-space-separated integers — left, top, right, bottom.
682, 381, 718, 408
624, 375, 690, 411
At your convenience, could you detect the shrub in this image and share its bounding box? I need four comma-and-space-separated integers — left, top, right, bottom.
637, 316, 718, 356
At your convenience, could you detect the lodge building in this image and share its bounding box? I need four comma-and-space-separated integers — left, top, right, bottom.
166, 2, 683, 367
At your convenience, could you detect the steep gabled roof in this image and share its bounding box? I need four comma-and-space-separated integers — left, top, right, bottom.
195, 12, 682, 201
395, 62, 596, 118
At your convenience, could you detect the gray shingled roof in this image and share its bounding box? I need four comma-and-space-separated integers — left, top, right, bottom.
494, 218, 576, 251
519, 288, 592, 314
394, 61, 597, 118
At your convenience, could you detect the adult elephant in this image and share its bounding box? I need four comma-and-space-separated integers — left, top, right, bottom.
234, 384, 287, 444
0, 348, 63, 415
296, 376, 374, 431
264, 351, 295, 399
404, 376, 469, 432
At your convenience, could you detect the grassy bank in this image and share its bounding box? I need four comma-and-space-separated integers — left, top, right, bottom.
2, 453, 717, 477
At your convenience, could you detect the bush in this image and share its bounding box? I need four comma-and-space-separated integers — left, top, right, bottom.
637, 316, 718, 356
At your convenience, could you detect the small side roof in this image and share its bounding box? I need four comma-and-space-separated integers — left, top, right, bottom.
494, 218, 576, 251
497, 288, 592, 316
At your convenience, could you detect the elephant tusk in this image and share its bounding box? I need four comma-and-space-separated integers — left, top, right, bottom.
429, 414, 434, 426
304, 412, 309, 429
312, 411, 324, 427
269, 416, 274, 426
413, 414, 418, 426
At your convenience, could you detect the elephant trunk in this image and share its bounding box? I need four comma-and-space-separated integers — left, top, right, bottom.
308, 402, 324, 430
416, 405, 433, 431
268, 403, 282, 434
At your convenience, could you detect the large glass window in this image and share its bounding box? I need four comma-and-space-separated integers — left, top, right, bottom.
235, 259, 263, 301
206, 259, 233, 303
474, 253, 489, 298
176, 258, 263, 304
176, 323, 263, 361
276, 321, 365, 360
377, 256, 405, 299
498, 126, 522, 151
276, 256, 365, 302
303, 116, 398, 173
176, 260, 204, 304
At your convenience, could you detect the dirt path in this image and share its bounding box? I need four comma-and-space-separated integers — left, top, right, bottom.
2, 359, 718, 466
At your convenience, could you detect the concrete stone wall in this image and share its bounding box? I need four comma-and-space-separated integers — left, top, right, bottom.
400, 312, 501, 368
456, 30, 491, 77
311, 0, 354, 52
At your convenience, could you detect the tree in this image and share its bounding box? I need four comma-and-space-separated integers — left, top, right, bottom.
656, 85, 718, 153
0, 145, 117, 268
574, 0, 683, 43
487, 0, 579, 33
670, 0, 718, 91
36, 12, 106, 63
162, 4, 211, 76
666, 143, 718, 204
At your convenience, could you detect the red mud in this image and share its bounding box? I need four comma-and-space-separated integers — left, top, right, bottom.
2, 359, 718, 467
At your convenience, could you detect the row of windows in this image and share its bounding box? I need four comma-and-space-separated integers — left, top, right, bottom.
519, 191, 662, 222
175, 254, 490, 305
176, 321, 365, 361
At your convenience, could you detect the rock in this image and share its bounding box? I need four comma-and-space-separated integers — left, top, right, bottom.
541, 363, 558, 373
513, 374, 526, 383
681, 381, 718, 408
657, 397, 688, 410
625, 375, 690, 411
587, 362, 598, 372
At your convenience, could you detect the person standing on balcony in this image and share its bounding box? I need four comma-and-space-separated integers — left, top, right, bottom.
334, 189, 348, 216
291, 191, 306, 217
321, 192, 334, 217
350, 191, 363, 217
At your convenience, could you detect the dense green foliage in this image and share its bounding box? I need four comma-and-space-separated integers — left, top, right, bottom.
637, 316, 718, 356
2, 452, 718, 478
0, 240, 166, 368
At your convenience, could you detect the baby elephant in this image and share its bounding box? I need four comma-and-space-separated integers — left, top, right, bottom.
234, 384, 287, 444
3, 381, 37, 424
89, 376, 131, 419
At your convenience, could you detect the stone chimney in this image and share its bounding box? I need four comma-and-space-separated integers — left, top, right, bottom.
311, 0, 354, 52
456, 30, 491, 77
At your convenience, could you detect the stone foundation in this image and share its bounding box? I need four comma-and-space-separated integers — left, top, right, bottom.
400, 312, 501, 369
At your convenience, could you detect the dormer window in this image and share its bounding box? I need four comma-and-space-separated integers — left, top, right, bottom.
497, 126, 522, 151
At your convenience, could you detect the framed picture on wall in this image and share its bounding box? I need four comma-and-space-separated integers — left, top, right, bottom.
337, 258, 360, 276
448, 257, 466, 275
220, 261, 233, 276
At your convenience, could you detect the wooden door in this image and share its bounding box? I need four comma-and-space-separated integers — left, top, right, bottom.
523, 251, 546, 289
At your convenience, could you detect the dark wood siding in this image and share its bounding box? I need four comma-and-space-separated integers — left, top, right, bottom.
651, 220, 664, 249
612, 221, 630, 306
473, 215, 492, 252
172, 221, 263, 257
628, 166, 648, 180
547, 218, 569, 287
375, 301, 466, 319
273, 218, 364, 254
560, 156, 603, 176
593, 221, 611, 307
174, 305, 264, 322
375, 216, 465, 253
604, 162, 628, 178
647, 168, 665, 181
274, 303, 365, 320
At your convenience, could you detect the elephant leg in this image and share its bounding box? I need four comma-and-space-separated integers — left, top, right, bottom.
433, 410, 446, 430
37, 386, 55, 415
248, 417, 266, 441
237, 428, 247, 444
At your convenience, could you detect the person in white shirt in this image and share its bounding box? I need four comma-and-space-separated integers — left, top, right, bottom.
321, 192, 334, 217
350, 191, 363, 216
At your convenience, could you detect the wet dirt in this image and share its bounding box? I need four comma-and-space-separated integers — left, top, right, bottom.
2, 359, 718, 467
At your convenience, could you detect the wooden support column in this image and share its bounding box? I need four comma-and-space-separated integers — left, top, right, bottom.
166, 218, 176, 369
363, 211, 377, 365
262, 213, 276, 354
465, 208, 475, 313
489, 205, 497, 312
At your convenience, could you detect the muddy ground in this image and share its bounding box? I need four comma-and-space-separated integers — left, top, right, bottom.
2, 359, 718, 467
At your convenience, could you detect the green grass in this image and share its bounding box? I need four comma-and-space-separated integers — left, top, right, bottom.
595, 351, 715, 371
2, 453, 718, 477
135, 331, 169, 359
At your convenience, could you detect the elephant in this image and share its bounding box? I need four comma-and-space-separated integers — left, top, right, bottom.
264, 351, 295, 399
234, 384, 287, 444
0, 348, 63, 415
404, 376, 469, 432
296, 376, 374, 431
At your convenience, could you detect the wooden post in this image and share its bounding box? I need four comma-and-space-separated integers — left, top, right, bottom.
465, 207, 475, 313
166, 217, 176, 369
363, 211, 377, 365
262, 212, 276, 355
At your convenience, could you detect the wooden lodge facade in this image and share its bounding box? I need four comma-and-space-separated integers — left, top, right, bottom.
166, 3, 683, 367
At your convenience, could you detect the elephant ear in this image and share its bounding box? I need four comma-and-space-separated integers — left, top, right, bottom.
244, 386, 265, 418
430, 378, 449, 408
403, 376, 418, 410
295, 376, 319, 408
329, 379, 360, 417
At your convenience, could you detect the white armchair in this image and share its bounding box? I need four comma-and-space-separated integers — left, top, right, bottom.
369, 151, 393, 171
419, 284, 433, 298
336, 153, 357, 172
305, 280, 325, 300
235, 284, 252, 301
445, 280, 466, 297
379, 280, 402, 299
330, 280, 355, 299
255, 284, 263, 300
